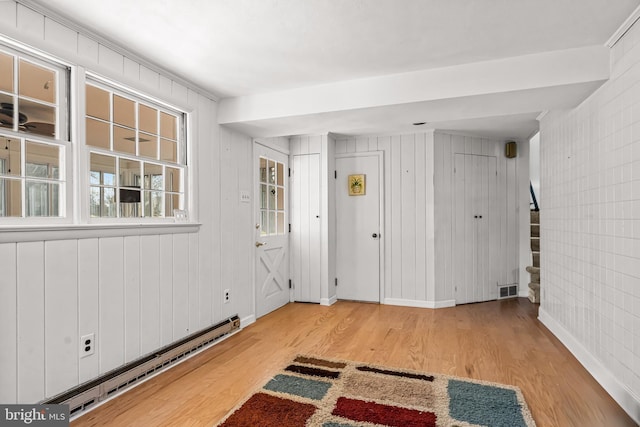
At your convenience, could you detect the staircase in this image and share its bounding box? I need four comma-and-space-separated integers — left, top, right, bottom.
526, 210, 540, 304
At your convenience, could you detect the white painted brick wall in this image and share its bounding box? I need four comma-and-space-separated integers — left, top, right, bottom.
540, 20, 640, 402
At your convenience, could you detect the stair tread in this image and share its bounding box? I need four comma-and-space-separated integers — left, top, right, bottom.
526, 266, 540, 273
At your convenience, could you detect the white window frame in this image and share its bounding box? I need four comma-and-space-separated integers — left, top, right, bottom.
0, 43, 71, 225
82, 74, 188, 224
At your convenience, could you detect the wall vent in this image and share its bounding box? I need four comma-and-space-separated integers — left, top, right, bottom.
41, 315, 241, 418
498, 285, 518, 299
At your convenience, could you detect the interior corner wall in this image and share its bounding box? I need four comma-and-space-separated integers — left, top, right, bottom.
335, 132, 436, 307
537, 19, 640, 423
433, 131, 523, 303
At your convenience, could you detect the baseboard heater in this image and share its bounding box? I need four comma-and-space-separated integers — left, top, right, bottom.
41, 315, 240, 417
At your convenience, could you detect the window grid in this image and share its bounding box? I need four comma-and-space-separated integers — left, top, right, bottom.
259, 156, 285, 236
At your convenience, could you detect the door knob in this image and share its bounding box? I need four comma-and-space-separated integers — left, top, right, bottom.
372, 233, 378, 238
255, 241, 267, 247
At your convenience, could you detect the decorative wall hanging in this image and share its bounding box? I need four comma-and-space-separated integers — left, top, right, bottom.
348, 174, 365, 196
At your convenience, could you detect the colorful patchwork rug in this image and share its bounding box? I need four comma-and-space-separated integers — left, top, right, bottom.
216, 355, 536, 427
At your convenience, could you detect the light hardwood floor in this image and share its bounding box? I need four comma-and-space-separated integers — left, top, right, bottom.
72, 299, 636, 427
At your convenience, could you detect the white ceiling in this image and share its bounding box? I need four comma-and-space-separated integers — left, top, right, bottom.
31, 0, 640, 138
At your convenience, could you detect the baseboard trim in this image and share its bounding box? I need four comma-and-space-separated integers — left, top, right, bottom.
539, 308, 640, 425
383, 298, 456, 309
240, 314, 256, 328
320, 295, 338, 306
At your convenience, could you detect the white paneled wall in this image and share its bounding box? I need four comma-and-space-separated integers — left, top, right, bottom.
539, 18, 640, 420
335, 133, 436, 306
433, 132, 525, 302
0, 1, 256, 405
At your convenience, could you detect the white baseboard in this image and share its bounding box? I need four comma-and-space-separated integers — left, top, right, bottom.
240, 314, 256, 328
383, 298, 456, 309
320, 295, 338, 306
539, 308, 640, 425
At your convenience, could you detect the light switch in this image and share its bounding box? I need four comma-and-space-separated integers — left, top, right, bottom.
240, 190, 251, 203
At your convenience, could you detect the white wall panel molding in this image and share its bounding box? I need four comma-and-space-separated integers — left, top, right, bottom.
320, 295, 338, 306
384, 298, 456, 309
220, 45, 609, 125
539, 309, 640, 425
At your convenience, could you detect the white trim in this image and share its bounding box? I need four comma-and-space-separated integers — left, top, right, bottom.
539, 308, 640, 425
384, 298, 456, 309
0, 222, 200, 243
320, 295, 337, 306
253, 138, 290, 155
536, 111, 549, 122
606, 5, 640, 48
240, 314, 256, 328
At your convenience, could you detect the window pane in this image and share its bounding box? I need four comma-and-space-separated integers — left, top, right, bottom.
277, 186, 284, 210
19, 59, 55, 104
160, 138, 176, 162
19, 98, 56, 137
269, 211, 276, 235
86, 118, 110, 149
119, 195, 140, 218
119, 158, 140, 187
277, 212, 284, 234
113, 95, 135, 128
260, 157, 267, 182
144, 163, 163, 190
260, 184, 267, 209
165, 167, 180, 192
277, 162, 284, 186
113, 125, 136, 155
268, 160, 275, 184
139, 104, 157, 134
26, 181, 59, 217
90, 186, 116, 218
0, 93, 16, 132
86, 84, 110, 120
160, 112, 176, 140
0, 52, 13, 93
90, 153, 115, 186
165, 193, 180, 216
260, 210, 268, 235
268, 185, 275, 210
26, 141, 59, 179
0, 178, 22, 217
143, 190, 163, 217
0, 136, 21, 176
139, 132, 157, 158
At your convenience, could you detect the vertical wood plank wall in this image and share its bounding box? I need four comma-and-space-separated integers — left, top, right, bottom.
434, 131, 522, 302
0, 1, 254, 404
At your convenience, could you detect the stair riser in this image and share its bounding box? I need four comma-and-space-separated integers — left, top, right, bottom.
530, 210, 539, 224
532, 253, 540, 267
531, 239, 540, 252
531, 224, 539, 237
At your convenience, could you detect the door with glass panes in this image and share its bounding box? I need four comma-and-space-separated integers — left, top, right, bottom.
254, 143, 289, 318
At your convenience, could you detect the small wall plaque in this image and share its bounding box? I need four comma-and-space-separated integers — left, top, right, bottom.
348, 174, 366, 196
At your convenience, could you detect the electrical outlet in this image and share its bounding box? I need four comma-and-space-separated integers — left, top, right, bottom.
80, 333, 95, 358
224, 289, 230, 303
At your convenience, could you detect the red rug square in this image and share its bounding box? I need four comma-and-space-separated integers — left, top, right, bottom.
332, 396, 437, 427
219, 392, 316, 427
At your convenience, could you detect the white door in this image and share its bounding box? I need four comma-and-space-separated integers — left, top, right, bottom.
453, 154, 498, 304
255, 144, 290, 318
336, 153, 382, 302
290, 154, 321, 303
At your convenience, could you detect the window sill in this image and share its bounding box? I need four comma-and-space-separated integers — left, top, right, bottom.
0, 222, 201, 243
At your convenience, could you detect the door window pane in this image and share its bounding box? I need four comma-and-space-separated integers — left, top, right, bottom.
260, 157, 267, 182
277, 212, 284, 234
277, 162, 284, 186
268, 185, 276, 210
268, 160, 275, 184
277, 186, 284, 210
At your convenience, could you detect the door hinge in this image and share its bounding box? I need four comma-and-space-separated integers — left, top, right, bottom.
288, 168, 291, 177
334, 170, 337, 179
335, 278, 338, 287
288, 223, 291, 233
289, 279, 292, 289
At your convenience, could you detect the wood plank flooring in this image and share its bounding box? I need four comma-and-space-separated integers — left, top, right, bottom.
71, 299, 636, 427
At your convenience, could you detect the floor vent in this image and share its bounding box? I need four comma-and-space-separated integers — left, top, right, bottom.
498, 285, 518, 299
41, 315, 241, 417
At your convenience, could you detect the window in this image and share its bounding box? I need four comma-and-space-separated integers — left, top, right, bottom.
85, 81, 185, 219
0, 47, 68, 218
259, 157, 285, 235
